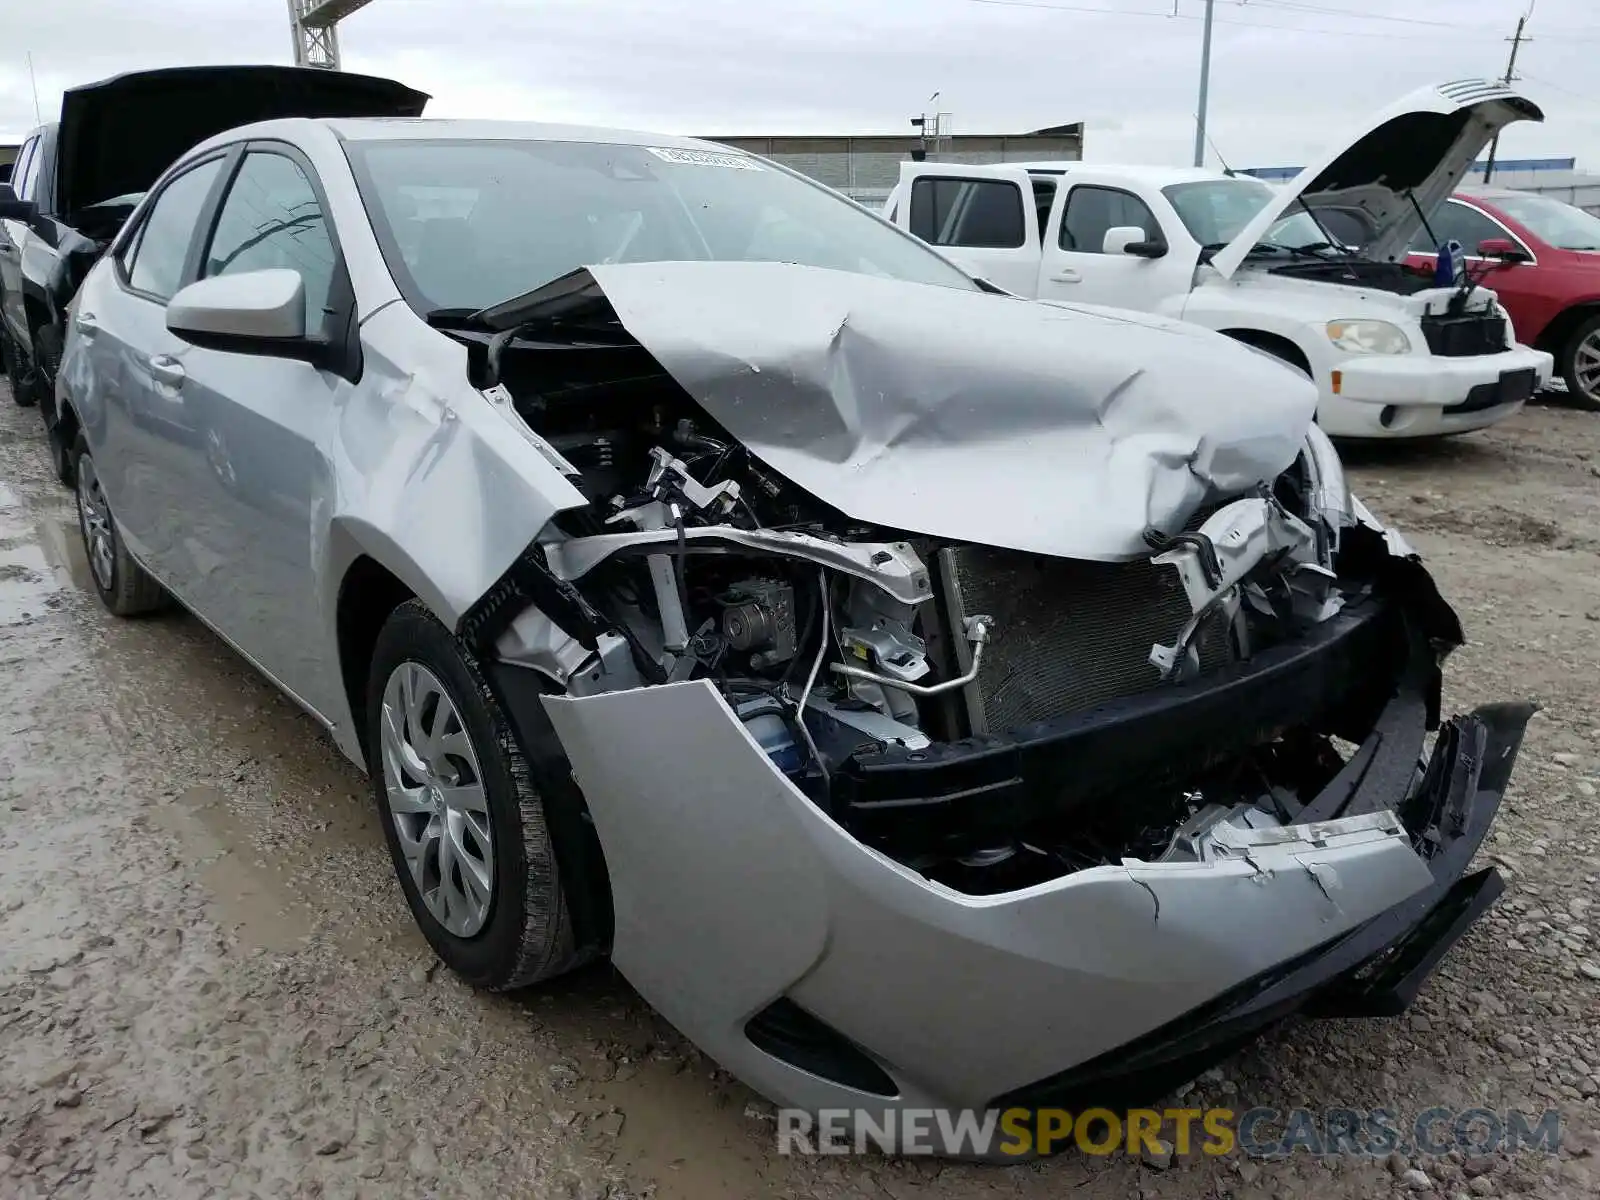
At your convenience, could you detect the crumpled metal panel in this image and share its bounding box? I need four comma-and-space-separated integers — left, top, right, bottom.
542, 678, 1430, 1113
584, 261, 1319, 561
314, 302, 589, 760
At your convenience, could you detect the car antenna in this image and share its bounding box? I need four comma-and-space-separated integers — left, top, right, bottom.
1197, 121, 1238, 177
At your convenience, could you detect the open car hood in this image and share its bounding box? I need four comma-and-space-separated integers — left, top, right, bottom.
477, 261, 1318, 561
57, 65, 428, 216
1210, 80, 1543, 279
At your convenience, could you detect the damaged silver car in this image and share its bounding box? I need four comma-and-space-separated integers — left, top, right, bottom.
57, 118, 1531, 1133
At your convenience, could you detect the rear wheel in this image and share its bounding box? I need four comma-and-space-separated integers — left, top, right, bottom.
366, 599, 581, 990
73, 437, 168, 616
1559, 313, 1600, 412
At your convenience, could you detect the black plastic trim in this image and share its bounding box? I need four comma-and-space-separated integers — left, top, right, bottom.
838, 597, 1405, 855
746, 998, 899, 1097
484, 661, 614, 962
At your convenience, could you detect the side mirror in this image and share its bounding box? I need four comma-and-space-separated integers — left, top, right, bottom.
167, 268, 307, 348
1104, 225, 1167, 258
1477, 238, 1530, 264
0, 183, 36, 222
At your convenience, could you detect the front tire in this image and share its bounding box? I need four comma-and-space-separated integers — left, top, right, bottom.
73, 437, 168, 616
366, 599, 580, 990
1559, 313, 1600, 412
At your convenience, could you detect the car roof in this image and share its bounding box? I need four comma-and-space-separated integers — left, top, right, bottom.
187, 115, 726, 155
1014, 161, 1236, 185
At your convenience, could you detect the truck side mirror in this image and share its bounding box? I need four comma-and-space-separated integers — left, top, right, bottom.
1104, 225, 1167, 258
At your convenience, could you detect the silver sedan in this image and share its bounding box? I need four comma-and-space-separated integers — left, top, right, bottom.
56, 116, 1529, 1146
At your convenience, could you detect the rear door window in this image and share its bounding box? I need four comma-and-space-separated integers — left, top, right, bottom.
909, 177, 1027, 249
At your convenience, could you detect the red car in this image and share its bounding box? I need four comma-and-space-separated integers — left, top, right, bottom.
1403, 188, 1600, 410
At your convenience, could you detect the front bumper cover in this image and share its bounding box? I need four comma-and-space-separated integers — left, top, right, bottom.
995, 699, 1530, 1116
509, 568, 1528, 1129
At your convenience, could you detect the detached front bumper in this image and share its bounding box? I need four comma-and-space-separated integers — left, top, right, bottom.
525, 599, 1530, 1126
1319, 345, 1552, 437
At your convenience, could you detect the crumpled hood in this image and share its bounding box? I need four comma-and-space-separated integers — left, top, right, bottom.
496, 261, 1319, 560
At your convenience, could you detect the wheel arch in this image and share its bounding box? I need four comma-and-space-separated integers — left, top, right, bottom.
1533, 301, 1600, 359
49, 391, 82, 484
1219, 327, 1314, 376
333, 552, 418, 766
340, 553, 616, 963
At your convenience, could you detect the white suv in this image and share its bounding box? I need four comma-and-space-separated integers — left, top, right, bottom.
882, 80, 1555, 439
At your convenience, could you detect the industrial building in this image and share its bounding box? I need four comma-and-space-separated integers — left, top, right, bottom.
707, 123, 1085, 207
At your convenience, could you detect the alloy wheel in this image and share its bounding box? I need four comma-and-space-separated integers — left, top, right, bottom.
1575, 328, 1600, 405
75, 455, 116, 593
379, 661, 495, 937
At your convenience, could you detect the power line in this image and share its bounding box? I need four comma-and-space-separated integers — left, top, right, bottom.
1237, 0, 1596, 38
1245, 1, 1470, 30
1519, 73, 1600, 110
959, 0, 1534, 42
960, 0, 1600, 43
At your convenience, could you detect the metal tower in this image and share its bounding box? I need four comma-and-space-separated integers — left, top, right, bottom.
288, 0, 378, 70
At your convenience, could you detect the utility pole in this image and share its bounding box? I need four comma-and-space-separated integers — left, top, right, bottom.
1483, 11, 1532, 183
1192, 0, 1215, 168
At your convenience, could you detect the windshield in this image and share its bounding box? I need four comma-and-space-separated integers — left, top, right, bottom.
1163, 179, 1330, 250
343, 138, 977, 314
1487, 193, 1600, 251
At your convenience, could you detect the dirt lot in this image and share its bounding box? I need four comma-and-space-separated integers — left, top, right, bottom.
1, 381, 1597, 1200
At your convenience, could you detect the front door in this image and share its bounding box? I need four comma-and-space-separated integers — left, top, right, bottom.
158, 145, 354, 714
1404, 198, 1542, 339
1038, 183, 1182, 312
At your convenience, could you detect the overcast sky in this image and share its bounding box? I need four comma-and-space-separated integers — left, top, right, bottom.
4, 0, 1598, 170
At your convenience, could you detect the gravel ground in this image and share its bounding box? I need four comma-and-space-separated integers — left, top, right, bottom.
1, 381, 1596, 1200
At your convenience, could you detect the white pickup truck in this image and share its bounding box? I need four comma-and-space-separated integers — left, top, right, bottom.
881, 80, 1555, 439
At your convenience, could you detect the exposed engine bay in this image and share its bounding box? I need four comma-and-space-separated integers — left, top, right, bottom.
436, 273, 1448, 898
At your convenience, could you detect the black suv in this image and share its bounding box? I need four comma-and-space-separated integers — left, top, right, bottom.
0, 64, 426, 478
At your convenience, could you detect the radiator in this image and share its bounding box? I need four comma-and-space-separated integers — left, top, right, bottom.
936, 544, 1231, 735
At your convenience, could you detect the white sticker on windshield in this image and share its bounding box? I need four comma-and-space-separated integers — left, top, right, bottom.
646, 146, 764, 171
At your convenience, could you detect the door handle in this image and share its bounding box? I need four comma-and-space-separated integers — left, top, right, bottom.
149, 355, 186, 387
1051, 269, 1082, 283
76, 311, 99, 339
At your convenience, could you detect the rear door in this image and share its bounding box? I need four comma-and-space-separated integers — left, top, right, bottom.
84, 150, 235, 574
887, 163, 1042, 294
0, 133, 40, 345
1039, 180, 1187, 312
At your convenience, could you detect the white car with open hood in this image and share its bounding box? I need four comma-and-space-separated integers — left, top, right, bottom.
882, 80, 1555, 439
